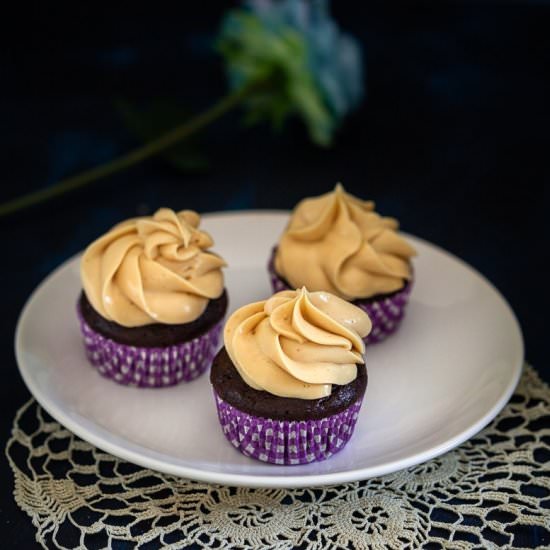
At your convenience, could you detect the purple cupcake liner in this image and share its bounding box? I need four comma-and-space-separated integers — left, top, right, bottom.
214, 391, 363, 465
77, 308, 223, 388
268, 248, 413, 345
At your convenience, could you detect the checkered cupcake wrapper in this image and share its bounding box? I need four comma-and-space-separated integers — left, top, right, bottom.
214, 392, 363, 465
77, 308, 222, 388
268, 248, 413, 345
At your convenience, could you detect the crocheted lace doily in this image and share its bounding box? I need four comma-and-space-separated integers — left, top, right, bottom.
6, 364, 550, 549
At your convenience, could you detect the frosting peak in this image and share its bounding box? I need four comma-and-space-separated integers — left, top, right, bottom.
274, 184, 416, 300
81, 208, 226, 327
224, 288, 372, 400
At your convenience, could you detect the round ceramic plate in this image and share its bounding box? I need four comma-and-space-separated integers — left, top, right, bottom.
16, 211, 523, 488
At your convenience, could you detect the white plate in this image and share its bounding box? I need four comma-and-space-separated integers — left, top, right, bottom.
15, 211, 523, 488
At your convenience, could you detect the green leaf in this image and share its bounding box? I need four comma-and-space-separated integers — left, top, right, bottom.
216, 0, 364, 146
116, 99, 210, 173
217, 11, 335, 147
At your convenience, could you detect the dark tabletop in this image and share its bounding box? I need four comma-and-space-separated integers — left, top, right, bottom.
1, 4, 547, 548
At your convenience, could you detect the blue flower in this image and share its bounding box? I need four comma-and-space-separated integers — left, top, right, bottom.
218, 0, 364, 145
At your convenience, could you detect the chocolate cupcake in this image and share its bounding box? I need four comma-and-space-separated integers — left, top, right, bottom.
78, 208, 227, 387
210, 288, 372, 465
270, 184, 416, 344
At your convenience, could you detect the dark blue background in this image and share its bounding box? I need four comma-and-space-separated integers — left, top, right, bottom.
1, 4, 547, 548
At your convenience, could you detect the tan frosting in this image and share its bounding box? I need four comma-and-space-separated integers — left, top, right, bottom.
224, 288, 372, 400
275, 184, 416, 300
81, 208, 226, 327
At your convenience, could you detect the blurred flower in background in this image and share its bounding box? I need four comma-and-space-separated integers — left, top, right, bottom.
219, 0, 364, 145
0, 0, 364, 217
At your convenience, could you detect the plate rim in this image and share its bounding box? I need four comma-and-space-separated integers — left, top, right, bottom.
15, 209, 524, 488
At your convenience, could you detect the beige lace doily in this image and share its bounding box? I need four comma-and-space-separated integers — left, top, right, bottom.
6, 364, 550, 549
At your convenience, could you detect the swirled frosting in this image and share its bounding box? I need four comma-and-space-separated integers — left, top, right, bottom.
274, 184, 416, 300
81, 208, 226, 327
224, 288, 372, 399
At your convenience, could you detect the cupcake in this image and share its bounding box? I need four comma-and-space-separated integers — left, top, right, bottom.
210, 287, 372, 465
78, 208, 227, 387
269, 184, 416, 344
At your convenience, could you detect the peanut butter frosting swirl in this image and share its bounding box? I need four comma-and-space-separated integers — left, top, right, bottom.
224, 288, 372, 400
81, 208, 226, 327
275, 184, 416, 300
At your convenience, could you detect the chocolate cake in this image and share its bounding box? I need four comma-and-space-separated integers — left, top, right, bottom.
79, 289, 228, 347
210, 346, 367, 421
270, 185, 416, 344
77, 207, 228, 387
210, 287, 372, 464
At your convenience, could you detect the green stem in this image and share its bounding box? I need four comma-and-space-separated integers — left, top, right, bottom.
0, 82, 256, 218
